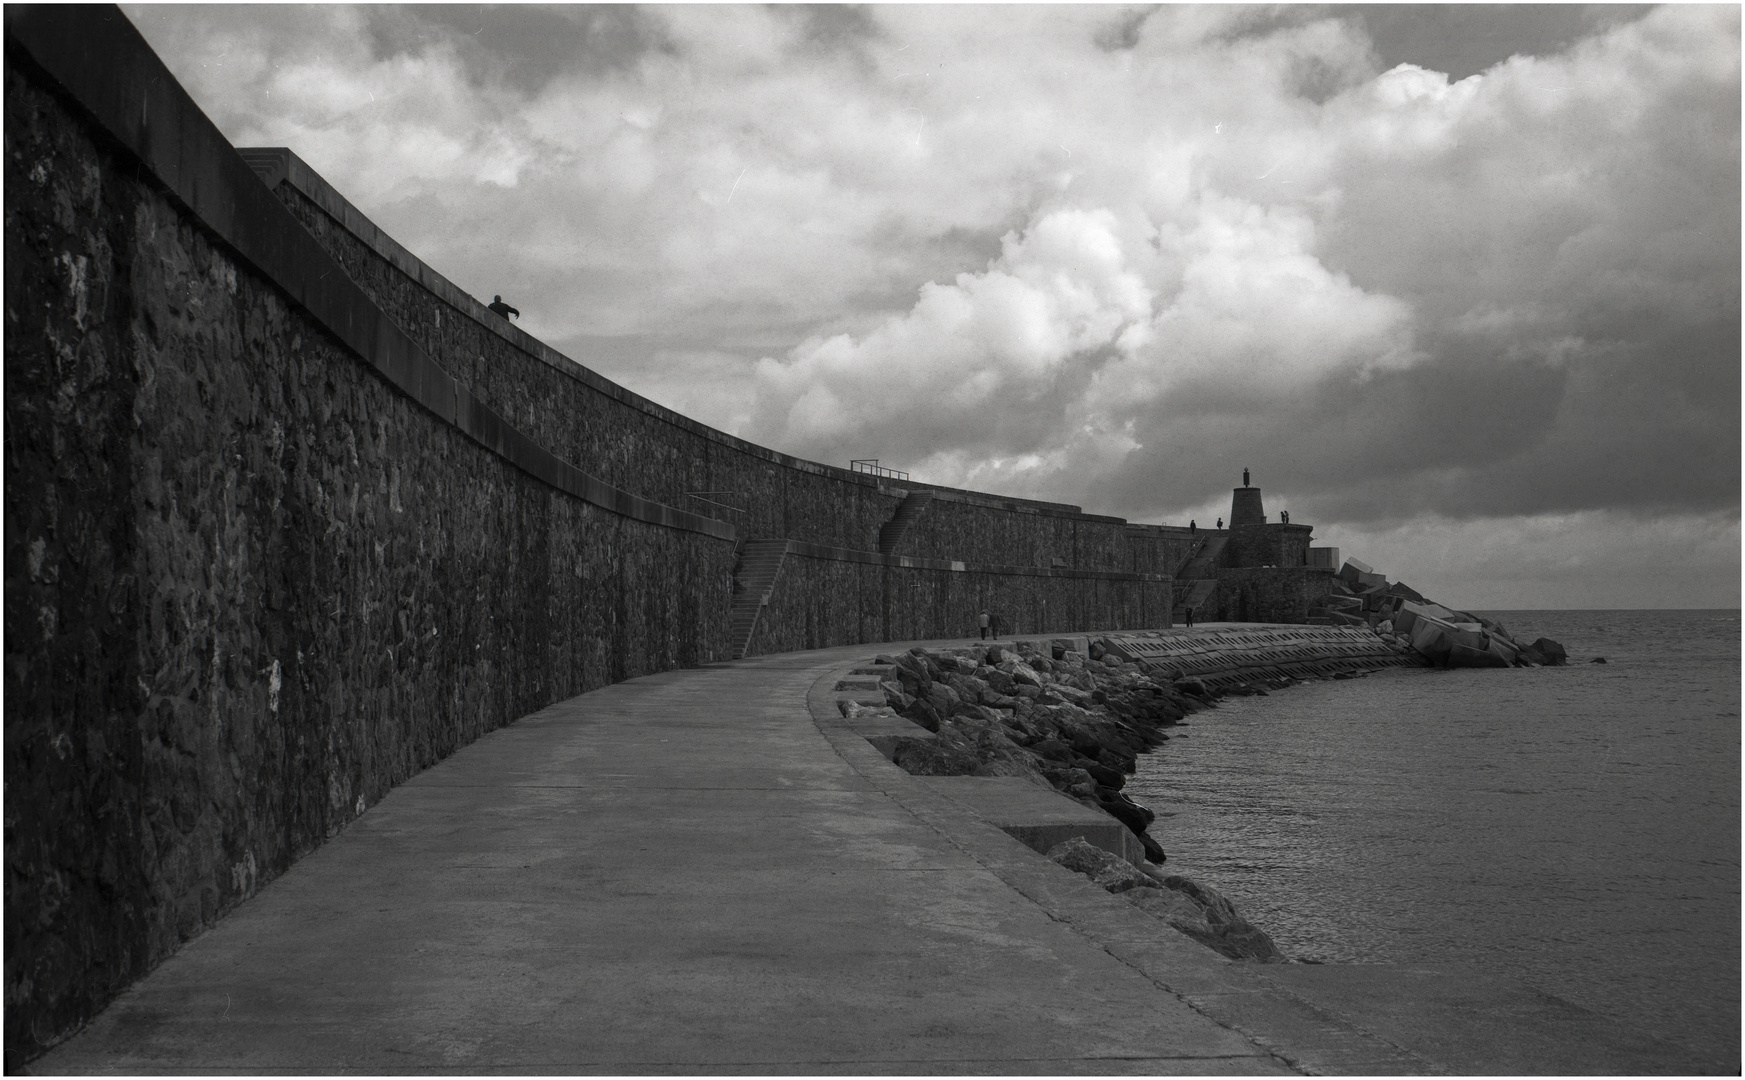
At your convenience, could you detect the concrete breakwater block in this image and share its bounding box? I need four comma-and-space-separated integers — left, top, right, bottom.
911, 776, 1146, 867
1098, 626, 1423, 683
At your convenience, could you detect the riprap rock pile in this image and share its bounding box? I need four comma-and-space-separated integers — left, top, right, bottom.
851, 639, 1202, 865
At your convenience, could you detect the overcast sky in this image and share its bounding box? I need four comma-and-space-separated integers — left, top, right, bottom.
123, 4, 1739, 609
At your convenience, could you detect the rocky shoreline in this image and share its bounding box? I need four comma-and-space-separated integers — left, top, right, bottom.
841, 635, 1336, 961
840, 617, 1571, 964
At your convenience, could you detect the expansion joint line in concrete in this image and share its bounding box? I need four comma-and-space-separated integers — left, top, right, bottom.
1228, 972, 1442, 1078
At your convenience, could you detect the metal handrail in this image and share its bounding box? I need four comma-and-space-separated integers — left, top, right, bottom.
850, 459, 909, 480
683, 491, 746, 517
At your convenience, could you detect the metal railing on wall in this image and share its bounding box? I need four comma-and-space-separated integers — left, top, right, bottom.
850, 459, 909, 480
683, 491, 747, 525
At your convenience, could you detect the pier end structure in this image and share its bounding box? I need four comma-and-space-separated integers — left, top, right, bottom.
1209, 477, 1335, 623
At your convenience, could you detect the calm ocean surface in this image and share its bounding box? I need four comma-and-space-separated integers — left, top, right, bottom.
1127, 609, 1740, 1068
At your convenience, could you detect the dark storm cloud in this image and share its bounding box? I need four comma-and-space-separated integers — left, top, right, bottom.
382, 5, 678, 94
1344, 4, 1657, 80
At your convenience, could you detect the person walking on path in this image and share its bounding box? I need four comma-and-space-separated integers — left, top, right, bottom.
487, 295, 520, 321
978, 610, 991, 640
1184, 606, 1195, 628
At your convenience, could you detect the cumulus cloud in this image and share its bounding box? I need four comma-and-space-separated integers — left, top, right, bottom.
124, 4, 1739, 606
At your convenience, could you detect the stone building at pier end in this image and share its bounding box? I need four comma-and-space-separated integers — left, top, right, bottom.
1198, 474, 1339, 625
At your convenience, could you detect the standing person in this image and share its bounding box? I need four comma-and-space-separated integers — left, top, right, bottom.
1217, 517, 1223, 530
1190, 519, 1196, 535
978, 610, 990, 640
1185, 606, 1195, 628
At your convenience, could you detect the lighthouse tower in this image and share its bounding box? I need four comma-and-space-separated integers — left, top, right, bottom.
1230, 467, 1265, 526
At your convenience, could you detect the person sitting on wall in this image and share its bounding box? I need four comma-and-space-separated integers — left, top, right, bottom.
979, 609, 990, 640
487, 294, 520, 320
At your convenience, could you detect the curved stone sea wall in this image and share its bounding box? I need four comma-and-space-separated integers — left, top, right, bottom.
4, 7, 1191, 1061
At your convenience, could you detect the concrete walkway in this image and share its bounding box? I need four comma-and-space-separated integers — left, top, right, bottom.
33, 637, 1710, 1074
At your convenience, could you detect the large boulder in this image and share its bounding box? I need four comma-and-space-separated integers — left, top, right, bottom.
1046, 840, 1281, 960
889, 736, 979, 776
1097, 794, 1152, 836
1046, 837, 1157, 894
897, 695, 941, 732
1524, 637, 1568, 666
1126, 876, 1286, 962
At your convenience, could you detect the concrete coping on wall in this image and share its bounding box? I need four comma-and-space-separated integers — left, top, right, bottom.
5, 7, 734, 544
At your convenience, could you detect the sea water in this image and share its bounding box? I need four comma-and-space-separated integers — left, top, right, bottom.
1126, 609, 1740, 1069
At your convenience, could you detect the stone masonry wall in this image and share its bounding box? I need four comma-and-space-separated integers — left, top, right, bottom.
4, 42, 733, 1063
259, 156, 1181, 572
1124, 526, 1201, 577
753, 552, 1173, 656
889, 496, 1131, 570
271, 181, 902, 552
1210, 567, 1337, 624
5, 8, 1186, 1063
1223, 523, 1314, 570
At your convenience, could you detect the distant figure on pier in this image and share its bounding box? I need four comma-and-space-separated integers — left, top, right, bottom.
1217, 517, 1223, 530
487, 295, 520, 321
1281, 510, 1289, 524
978, 610, 990, 640
1184, 606, 1195, 628
1189, 519, 1196, 535
1243, 468, 1250, 488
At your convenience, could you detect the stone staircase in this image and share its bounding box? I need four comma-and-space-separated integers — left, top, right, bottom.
727, 540, 790, 660
1174, 578, 1219, 620
878, 491, 935, 556
1172, 534, 1226, 622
